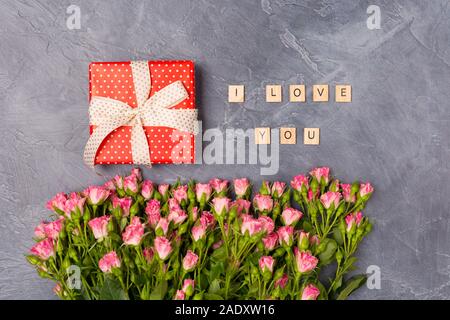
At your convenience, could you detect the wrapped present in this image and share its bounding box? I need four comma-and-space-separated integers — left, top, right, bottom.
83, 60, 199, 167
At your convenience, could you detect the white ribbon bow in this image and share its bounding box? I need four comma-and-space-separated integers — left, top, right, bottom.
83, 61, 199, 168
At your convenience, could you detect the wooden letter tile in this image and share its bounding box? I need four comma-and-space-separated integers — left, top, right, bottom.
280, 128, 296, 144
255, 127, 271, 144
335, 85, 352, 102
304, 128, 320, 145
228, 85, 245, 103
266, 85, 282, 102
289, 85, 306, 102
312, 85, 329, 102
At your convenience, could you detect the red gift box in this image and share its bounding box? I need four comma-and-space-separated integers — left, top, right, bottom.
87, 60, 197, 166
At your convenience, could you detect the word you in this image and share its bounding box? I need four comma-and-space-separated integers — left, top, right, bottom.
228, 84, 352, 103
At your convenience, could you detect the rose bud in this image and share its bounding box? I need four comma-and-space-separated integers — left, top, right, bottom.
359, 182, 374, 200
298, 231, 310, 251
168, 198, 181, 211
84, 186, 110, 206
258, 216, 275, 234
191, 224, 207, 242
43, 217, 64, 239
301, 284, 320, 300
30, 238, 55, 260
259, 256, 275, 274
88, 215, 111, 240
182, 250, 199, 272
155, 217, 169, 236
232, 199, 251, 215
253, 194, 274, 214
200, 211, 215, 229
141, 180, 154, 200
209, 178, 229, 194
158, 184, 170, 198
182, 279, 195, 297
281, 207, 303, 226
271, 181, 286, 198
195, 183, 212, 203
190, 206, 199, 222
104, 180, 116, 191
241, 215, 263, 237
34, 222, 47, 239
309, 167, 330, 185
143, 247, 154, 264
46, 192, 67, 213
294, 248, 318, 274
212, 197, 231, 216
174, 290, 185, 300
63, 192, 86, 218
123, 174, 139, 195
113, 175, 124, 190
122, 217, 144, 246
168, 208, 188, 225
130, 168, 142, 181
341, 183, 355, 203
320, 191, 342, 210
262, 232, 278, 251
112, 196, 133, 217
277, 226, 294, 247
290, 175, 309, 193
173, 185, 188, 204
145, 199, 161, 228
233, 178, 250, 198
274, 273, 289, 290
154, 236, 172, 260
98, 251, 121, 273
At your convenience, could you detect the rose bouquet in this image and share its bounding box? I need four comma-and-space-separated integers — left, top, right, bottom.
27, 167, 374, 300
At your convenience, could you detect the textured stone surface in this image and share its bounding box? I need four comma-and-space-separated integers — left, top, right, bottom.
1, 0, 450, 299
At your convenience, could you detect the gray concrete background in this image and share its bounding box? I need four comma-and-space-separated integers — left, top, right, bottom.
1, 0, 449, 299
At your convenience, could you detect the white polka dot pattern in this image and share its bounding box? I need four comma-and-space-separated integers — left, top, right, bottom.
84, 60, 198, 168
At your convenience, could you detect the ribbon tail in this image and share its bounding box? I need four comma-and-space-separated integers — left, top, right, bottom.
83, 121, 126, 168
131, 118, 152, 166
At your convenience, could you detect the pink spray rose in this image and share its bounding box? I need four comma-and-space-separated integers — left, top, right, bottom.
123, 174, 139, 194
294, 248, 319, 273
232, 199, 251, 215
309, 167, 330, 184
34, 222, 47, 239
341, 183, 355, 203
122, 217, 144, 246
359, 183, 374, 198
154, 236, 172, 260
262, 232, 278, 251
200, 211, 215, 229
145, 199, 161, 227
212, 197, 231, 215
182, 279, 195, 296
46, 193, 67, 212
98, 251, 121, 273
131, 168, 142, 181
104, 180, 116, 191
271, 181, 286, 197
30, 238, 55, 260
253, 194, 273, 212
290, 175, 309, 192
281, 208, 303, 226
112, 196, 133, 216
158, 184, 170, 197
191, 224, 207, 241
43, 217, 64, 239
113, 175, 123, 189
274, 274, 289, 289
84, 186, 110, 205
168, 198, 181, 211
182, 250, 199, 271
174, 290, 185, 300
259, 256, 275, 273
156, 217, 169, 235
277, 226, 294, 246
88, 215, 111, 240
209, 178, 228, 193
143, 247, 154, 264
141, 180, 154, 200
320, 191, 341, 209
241, 215, 263, 236
259, 216, 275, 234
301, 284, 320, 300
64, 192, 86, 217
168, 208, 188, 225
195, 183, 212, 202
233, 178, 250, 197
173, 185, 188, 203
345, 212, 364, 232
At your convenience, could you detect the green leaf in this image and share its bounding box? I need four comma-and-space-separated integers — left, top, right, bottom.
318, 238, 338, 266
332, 227, 343, 245
336, 275, 367, 300
208, 279, 221, 294
211, 246, 227, 262
99, 276, 129, 300
315, 281, 328, 300
302, 220, 313, 233
203, 293, 223, 300
208, 262, 224, 282
149, 280, 168, 300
